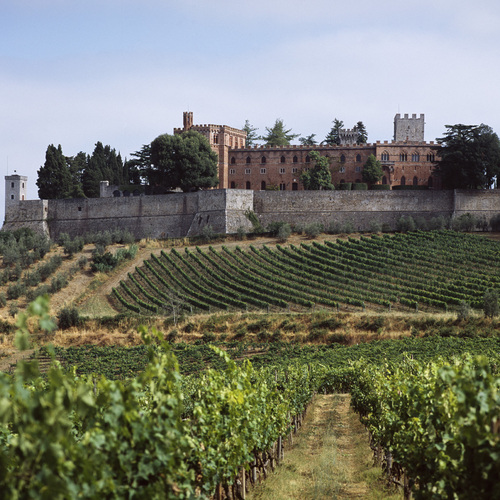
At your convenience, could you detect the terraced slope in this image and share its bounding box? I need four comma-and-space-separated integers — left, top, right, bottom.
113, 231, 500, 315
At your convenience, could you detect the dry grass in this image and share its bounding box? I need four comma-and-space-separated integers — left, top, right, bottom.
247, 394, 402, 500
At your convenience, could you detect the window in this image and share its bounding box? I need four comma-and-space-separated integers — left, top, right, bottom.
427, 153, 435, 162
246, 156, 251, 164
412, 153, 420, 162
413, 176, 418, 186
11, 182, 14, 188
293, 155, 298, 163
382, 176, 387, 185
261, 180, 266, 190
399, 153, 408, 161
339, 166, 346, 173
229, 169, 236, 174
280, 156, 286, 163
381, 152, 389, 161
305, 155, 310, 163
261, 156, 266, 164
10, 194, 14, 200
230, 181, 236, 188
260, 168, 266, 174
401, 176, 406, 186
292, 167, 298, 173
279, 168, 285, 174
279, 183, 286, 191
340, 154, 346, 163
230, 157, 236, 164
428, 176, 433, 188
246, 181, 251, 189
292, 182, 298, 191
355, 166, 361, 173
22, 183, 25, 188
356, 154, 362, 162
245, 168, 251, 174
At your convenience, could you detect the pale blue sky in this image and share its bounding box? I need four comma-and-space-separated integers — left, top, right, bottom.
2, 0, 500, 220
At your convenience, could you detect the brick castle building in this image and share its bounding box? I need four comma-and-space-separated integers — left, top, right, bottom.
174, 112, 440, 191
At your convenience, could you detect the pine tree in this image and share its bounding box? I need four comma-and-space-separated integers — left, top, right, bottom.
242, 120, 259, 147
300, 151, 334, 190
323, 118, 344, 145
261, 119, 299, 146
354, 121, 368, 144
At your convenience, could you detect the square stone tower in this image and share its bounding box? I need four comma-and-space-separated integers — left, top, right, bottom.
5, 173, 27, 213
394, 113, 425, 142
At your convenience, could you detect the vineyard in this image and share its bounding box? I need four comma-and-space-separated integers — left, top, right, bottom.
114, 230, 500, 315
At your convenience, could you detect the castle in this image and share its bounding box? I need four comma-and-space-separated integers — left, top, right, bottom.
171, 112, 439, 191
4, 112, 500, 241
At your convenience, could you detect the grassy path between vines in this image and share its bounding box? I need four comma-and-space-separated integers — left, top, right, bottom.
247, 394, 402, 500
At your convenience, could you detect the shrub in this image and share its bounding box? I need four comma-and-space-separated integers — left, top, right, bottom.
77, 256, 88, 269
370, 184, 391, 190
352, 183, 368, 190
63, 236, 85, 257
6, 282, 26, 300
341, 221, 354, 234
57, 307, 81, 330
326, 221, 341, 234
200, 224, 216, 242
414, 216, 429, 231
0, 293, 6, 308
304, 222, 322, 239
23, 270, 42, 288
49, 273, 68, 294
293, 223, 306, 235
483, 289, 499, 318
91, 252, 118, 272
244, 210, 264, 234
338, 182, 352, 190
236, 226, 247, 241
397, 215, 416, 232
452, 213, 477, 232
369, 220, 382, 233
267, 221, 287, 236
277, 223, 292, 243
457, 301, 471, 321
428, 215, 447, 230
490, 213, 500, 231
202, 331, 216, 343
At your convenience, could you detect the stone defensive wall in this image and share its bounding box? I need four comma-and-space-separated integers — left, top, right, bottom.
3, 189, 500, 239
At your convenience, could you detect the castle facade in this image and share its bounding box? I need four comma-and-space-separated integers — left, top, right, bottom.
174, 112, 440, 191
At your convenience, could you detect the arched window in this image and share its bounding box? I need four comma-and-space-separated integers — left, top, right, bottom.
261, 180, 266, 190
413, 176, 418, 186
381, 152, 389, 161
279, 183, 286, 191
280, 156, 286, 163
230, 157, 236, 164
382, 176, 387, 185
261, 156, 266, 164
230, 181, 236, 188
113, 190, 121, 197
401, 176, 406, 186
426, 153, 435, 162
246, 156, 251, 164
356, 154, 362, 162
292, 182, 298, 191
399, 153, 408, 162
305, 155, 310, 163
428, 176, 433, 188
340, 154, 346, 163
293, 155, 298, 163
246, 181, 251, 189
412, 153, 420, 162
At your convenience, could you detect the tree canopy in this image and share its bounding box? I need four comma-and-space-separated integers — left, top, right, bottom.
300, 150, 334, 190
354, 121, 368, 144
149, 130, 218, 192
242, 120, 259, 147
362, 154, 383, 185
323, 118, 344, 145
433, 124, 500, 189
37, 145, 83, 199
299, 134, 317, 146
261, 119, 299, 146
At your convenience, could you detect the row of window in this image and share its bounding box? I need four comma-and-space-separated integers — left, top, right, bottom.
229, 168, 299, 175
229, 181, 299, 190
380, 152, 435, 162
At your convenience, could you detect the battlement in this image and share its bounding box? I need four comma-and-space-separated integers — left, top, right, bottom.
394, 113, 425, 142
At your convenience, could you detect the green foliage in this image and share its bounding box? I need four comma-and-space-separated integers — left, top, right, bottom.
338, 182, 351, 190
300, 150, 334, 190
298, 134, 317, 145
242, 120, 259, 147
323, 118, 344, 145
260, 118, 299, 146
434, 123, 500, 189
361, 154, 383, 185
200, 224, 216, 242
457, 301, 471, 321
244, 210, 264, 234
57, 306, 81, 329
236, 226, 247, 241
483, 289, 499, 318
36, 144, 76, 199
150, 130, 219, 192
304, 222, 323, 239
452, 213, 478, 232
397, 215, 416, 232
277, 223, 292, 243
354, 121, 368, 144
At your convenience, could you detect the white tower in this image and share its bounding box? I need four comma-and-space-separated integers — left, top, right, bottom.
5, 173, 28, 214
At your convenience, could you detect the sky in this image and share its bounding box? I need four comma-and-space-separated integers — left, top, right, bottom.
1, 0, 500, 221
